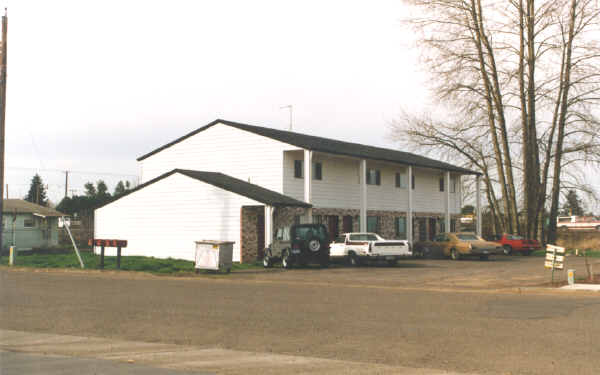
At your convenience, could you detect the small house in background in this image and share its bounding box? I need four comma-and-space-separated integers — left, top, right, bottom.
1, 199, 65, 250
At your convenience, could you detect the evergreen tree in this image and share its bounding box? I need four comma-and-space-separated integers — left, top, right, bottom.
24, 174, 48, 206
561, 190, 584, 216
113, 180, 131, 197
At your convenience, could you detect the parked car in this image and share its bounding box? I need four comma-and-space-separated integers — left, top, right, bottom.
488, 234, 541, 256
263, 224, 330, 269
329, 232, 411, 266
414, 232, 502, 260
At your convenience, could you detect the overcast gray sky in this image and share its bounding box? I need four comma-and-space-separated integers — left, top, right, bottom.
4, 0, 430, 203
3, 1, 598, 212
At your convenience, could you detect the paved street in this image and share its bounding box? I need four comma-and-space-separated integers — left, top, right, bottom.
1, 257, 599, 374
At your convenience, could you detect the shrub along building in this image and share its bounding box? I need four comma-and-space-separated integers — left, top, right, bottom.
94, 119, 482, 263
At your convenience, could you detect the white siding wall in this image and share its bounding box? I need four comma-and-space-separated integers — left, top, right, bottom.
283, 151, 461, 213
94, 173, 262, 262
139, 123, 294, 193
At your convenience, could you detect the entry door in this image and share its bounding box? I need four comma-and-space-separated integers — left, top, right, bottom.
429, 218, 437, 241
328, 216, 339, 241
418, 218, 427, 241
257, 212, 265, 259
342, 216, 353, 233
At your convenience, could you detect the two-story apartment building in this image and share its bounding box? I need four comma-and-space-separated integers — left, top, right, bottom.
94, 119, 482, 262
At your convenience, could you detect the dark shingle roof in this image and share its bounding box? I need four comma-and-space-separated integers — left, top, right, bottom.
137, 119, 480, 175
2, 199, 65, 217
99, 169, 311, 209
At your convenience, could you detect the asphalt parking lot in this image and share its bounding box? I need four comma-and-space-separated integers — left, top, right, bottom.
2, 255, 599, 375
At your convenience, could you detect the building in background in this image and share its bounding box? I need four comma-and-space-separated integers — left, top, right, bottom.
1, 199, 65, 250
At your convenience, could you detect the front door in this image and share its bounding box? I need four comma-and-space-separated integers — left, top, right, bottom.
327, 216, 339, 241
428, 218, 437, 241
418, 218, 427, 241
342, 215, 353, 233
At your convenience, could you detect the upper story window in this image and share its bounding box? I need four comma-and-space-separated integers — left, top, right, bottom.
395, 171, 408, 189
294, 160, 323, 180
450, 176, 457, 193
412, 174, 415, 190
294, 160, 303, 178
313, 162, 322, 180
439, 177, 445, 192
366, 169, 381, 185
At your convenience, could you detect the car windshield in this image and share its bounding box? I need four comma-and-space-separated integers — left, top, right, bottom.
294, 226, 327, 240
456, 234, 480, 241
506, 235, 523, 240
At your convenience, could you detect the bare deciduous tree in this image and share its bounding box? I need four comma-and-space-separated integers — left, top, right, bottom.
391, 0, 600, 241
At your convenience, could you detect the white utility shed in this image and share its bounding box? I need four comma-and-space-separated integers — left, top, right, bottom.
94, 169, 310, 262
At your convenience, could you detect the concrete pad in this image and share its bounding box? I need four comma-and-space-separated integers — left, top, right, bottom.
1, 330, 471, 375
560, 283, 600, 291
0, 351, 209, 375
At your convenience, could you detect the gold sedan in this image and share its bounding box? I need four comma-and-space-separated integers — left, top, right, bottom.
415, 232, 503, 260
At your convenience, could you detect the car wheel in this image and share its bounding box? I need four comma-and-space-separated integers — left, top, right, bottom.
503, 245, 512, 256
596, 225, 600, 231
263, 250, 273, 268
522, 251, 531, 256
348, 253, 360, 267
450, 248, 461, 261
282, 250, 293, 269
387, 259, 397, 267
480, 255, 489, 261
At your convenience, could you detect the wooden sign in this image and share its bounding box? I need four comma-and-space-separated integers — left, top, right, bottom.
545, 245, 566, 283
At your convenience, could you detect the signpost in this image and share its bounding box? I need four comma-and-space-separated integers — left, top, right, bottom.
545, 244, 566, 284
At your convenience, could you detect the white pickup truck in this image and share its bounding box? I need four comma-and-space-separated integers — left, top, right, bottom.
329, 232, 412, 266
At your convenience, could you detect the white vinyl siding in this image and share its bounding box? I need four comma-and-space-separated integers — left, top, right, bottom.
94, 173, 262, 262
283, 151, 461, 213
139, 123, 294, 193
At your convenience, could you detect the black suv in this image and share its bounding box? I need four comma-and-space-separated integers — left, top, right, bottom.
263, 224, 330, 269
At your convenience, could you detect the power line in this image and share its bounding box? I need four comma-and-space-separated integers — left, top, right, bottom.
7, 166, 138, 178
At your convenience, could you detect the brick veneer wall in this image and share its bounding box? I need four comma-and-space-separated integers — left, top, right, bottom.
240, 206, 263, 263
240, 204, 461, 263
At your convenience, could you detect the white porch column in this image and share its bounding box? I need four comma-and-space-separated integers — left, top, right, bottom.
360, 159, 367, 232
264, 205, 273, 248
304, 150, 313, 223
476, 175, 482, 236
445, 171, 451, 233
407, 166, 413, 244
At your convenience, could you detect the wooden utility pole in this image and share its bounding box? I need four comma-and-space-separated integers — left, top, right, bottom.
64, 171, 68, 198
0, 9, 8, 250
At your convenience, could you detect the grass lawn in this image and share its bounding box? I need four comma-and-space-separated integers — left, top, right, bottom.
532, 249, 600, 257
0, 250, 262, 274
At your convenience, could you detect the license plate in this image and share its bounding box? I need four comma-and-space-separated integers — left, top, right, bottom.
483, 251, 488, 254
385, 256, 395, 260
291, 249, 300, 254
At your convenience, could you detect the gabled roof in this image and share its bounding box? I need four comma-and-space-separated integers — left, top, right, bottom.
100, 169, 311, 209
2, 199, 65, 217
137, 119, 480, 175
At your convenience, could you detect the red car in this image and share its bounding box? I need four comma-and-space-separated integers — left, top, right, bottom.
489, 234, 541, 256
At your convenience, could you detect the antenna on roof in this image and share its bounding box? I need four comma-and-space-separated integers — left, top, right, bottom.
280, 105, 293, 131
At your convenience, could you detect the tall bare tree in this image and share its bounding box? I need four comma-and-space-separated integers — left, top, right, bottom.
392, 0, 600, 241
